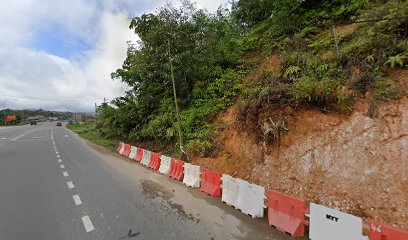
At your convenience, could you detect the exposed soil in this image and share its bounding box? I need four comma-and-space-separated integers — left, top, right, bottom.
335, 23, 357, 36
191, 69, 408, 230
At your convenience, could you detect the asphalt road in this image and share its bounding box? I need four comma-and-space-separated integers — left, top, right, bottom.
0, 122, 304, 240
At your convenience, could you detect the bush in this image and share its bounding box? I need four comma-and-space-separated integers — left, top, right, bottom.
374, 79, 397, 100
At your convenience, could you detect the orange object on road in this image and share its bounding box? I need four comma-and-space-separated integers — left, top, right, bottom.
266, 190, 308, 237
168, 159, 175, 177
135, 147, 144, 162
168, 159, 184, 181
369, 222, 408, 240
123, 144, 131, 157
174, 160, 184, 180
148, 152, 161, 171
200, 168, 221, 197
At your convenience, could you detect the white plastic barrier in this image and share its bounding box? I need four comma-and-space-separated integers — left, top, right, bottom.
140, 150, 151, 166
236, 179, 266, 218
309, 203, 368, 240
221, 174, 239, 208
118, 143, 125, 155
128, 146, 138, 159
183, 163, 201, 188
158, 156, 171, 174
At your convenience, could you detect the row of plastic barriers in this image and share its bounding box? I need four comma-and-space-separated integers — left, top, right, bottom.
116, 142, 408, 239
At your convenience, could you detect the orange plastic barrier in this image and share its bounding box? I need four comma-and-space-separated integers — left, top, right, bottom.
266, 190, 308, 237
135, 147, 144, 162
168, 159, 184, 181
370, 222, 408, 240
175, 160, 184, 180
168, 159, 176, 177
148, 152, 161, 171
123, 144, 131, 157
200, 168, 221, 197
116, 142, 123, 153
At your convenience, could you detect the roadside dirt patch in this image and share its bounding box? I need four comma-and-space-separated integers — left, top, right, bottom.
192, 103, 261, 180
194, 93, 408, 230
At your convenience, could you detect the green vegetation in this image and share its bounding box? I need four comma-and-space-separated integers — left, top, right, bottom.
95, 0, 408, 156
67, 123, 119, 152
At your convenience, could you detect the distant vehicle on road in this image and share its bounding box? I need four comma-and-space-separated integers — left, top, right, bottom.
56, 122, 62, 126
30, 121, 37, 125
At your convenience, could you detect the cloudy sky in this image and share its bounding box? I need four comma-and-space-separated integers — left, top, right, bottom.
0, 0, 226, 112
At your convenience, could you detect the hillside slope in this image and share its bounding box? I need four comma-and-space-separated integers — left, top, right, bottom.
192, 69, 408, 229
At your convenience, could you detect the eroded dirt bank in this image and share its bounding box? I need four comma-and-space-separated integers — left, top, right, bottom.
192, 96, 408, 230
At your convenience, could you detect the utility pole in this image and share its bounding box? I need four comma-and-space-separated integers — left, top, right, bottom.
167, 39, 183, 152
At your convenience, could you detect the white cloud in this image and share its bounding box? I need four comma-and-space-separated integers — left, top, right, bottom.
0, 0, 225, 112
194, 0, 227, 12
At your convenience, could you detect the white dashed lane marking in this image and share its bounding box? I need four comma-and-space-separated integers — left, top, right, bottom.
73, 195, 82, 205
66, 181, 75, 189
52, 130, 93, 233
81, 216, 95, 232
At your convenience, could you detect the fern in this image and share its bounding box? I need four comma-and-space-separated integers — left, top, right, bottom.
365, 54, 374, 62
316, 64, 329, 74
284, 66, 302, 78
385, 55, 404, 68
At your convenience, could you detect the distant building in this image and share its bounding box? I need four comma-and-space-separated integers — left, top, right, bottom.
28, 115, 47, 122
72, 113, 83, 122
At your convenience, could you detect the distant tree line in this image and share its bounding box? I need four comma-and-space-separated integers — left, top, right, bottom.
0, 109, 71, 125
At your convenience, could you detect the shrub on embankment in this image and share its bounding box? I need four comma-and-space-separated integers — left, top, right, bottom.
96, 0, 408, 156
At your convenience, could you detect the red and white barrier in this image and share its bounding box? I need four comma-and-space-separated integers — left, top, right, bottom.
183, 163, 201, 188
200, 168, 221, 197
370, 221, 408, 240
128, 146, 138, 160
140, 150, 151, 166
158, 155, 171, 174
309, 203, 367, 240
221, 174, 239, 208
236, 179, 266, 218
123, 144, 132, 157
115, 142, 407, 239
266, 190, 308, 237
168, 159, 184, 181
135, 148, 144, 162
148, 152, 161, 171
117, 142, 124, 153
118, 142, 125, 155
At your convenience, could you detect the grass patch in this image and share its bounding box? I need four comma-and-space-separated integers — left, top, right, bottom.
67, 122, 118, 152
